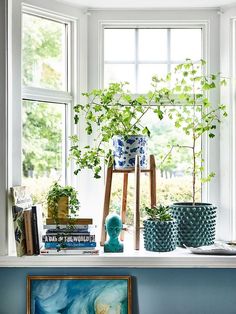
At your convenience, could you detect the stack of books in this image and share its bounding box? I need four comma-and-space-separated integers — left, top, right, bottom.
40, 217, 99, 255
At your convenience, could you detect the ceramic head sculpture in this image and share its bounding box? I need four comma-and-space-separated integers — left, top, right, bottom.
104, 213, 124, 253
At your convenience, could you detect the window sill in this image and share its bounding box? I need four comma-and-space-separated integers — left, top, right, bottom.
0, 248, 236, 268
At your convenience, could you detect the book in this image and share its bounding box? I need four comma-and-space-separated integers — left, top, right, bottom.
31, 205, 43, 255
44, 241, 96, 249
44, 225, 89, 232
24, 209, 34, 255
12, 206, 27, 257
43, 234, 95, 243
11, 186, 32, 257
11, 186, 32, 209
40, 248, 99, 255
45, 231, 90, 236
45, 218, 93, 225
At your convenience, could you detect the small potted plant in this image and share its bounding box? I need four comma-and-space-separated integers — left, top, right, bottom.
143, 205, 177, 252
46, 182, 80, 223
70, 82, 164, 178
154, 59, 227, 247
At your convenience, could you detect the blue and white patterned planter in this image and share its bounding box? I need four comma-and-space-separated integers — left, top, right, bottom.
113, 135, 148, 169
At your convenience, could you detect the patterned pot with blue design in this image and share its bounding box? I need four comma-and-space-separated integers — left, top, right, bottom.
143, 219, 177, 252
113, 135, 148, 169
170, 202, 216, 247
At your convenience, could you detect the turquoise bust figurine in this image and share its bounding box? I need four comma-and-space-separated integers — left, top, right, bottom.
104, 213, 124, 253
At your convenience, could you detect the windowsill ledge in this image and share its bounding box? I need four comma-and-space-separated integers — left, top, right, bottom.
1, 248, 236, 268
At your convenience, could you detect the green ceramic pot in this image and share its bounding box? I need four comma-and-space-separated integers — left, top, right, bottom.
170, 202, 216, 247
143, 219, 177, 252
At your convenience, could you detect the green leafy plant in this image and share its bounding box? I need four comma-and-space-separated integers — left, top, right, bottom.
70, 82, 164, 178
46, 182, 79, 222
144, 205, 173, 221
152, 59, 227, 205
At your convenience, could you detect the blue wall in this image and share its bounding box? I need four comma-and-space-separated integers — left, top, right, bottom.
0, 268, 236, 314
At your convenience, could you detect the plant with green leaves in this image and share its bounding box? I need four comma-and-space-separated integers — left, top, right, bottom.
144, 205, 173, 221
46, 182, 80, 223
151, 59, 227, 205
70, 82, 163, 178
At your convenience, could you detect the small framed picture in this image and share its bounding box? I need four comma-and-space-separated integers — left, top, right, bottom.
27, 275, 132, 314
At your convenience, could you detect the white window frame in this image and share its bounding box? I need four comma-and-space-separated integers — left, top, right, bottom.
87, 10, 221, 241
6, 0, 87, 255
21, 6, 74, 186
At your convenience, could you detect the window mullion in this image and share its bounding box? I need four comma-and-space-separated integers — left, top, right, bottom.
135, 28, 138, 94
22, 86, 72, 104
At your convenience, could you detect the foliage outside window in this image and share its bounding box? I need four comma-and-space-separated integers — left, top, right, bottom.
104, 27, 203, 224
21, 11, 71, 208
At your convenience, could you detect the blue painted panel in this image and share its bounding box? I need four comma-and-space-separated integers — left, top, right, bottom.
0, 268, 236, 314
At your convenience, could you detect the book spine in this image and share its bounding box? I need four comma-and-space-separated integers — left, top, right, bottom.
44, 225, 89, 232
12, 206, 27, 257
43, 235, 95, 243
44, 242, 96, 249
40, 249, 99, 255
45, 232, 90, 236
24, 210, 34, 255
46, 218, 93, 225
31, 206, 39, 255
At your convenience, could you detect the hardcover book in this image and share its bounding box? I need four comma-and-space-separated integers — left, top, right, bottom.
43, 234, 96, 243
24, 209, 34, 255
12, 206, 27, 257
31, 205, 43, 255
45, 218, 93, 225
44, 241, 96, 249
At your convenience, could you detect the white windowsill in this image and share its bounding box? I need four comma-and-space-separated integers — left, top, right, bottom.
1, 248, 236, 268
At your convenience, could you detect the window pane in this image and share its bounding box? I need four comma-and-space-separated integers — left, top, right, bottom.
22, 100, 66, 204
104, 29, 135, 62
104, 64, 135, 92
138, 64, 167, 93
22, 13, 67, 90
138, 29, 167, 61
171, 29, 202, 61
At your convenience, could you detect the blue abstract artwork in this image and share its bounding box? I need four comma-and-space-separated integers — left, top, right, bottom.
27, 276, 131, 314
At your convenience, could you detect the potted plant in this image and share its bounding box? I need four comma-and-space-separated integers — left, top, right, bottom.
46, 182, 80, 224
143, 205, 177, 252
70, 82, 164, 178
154, 59, 227, 247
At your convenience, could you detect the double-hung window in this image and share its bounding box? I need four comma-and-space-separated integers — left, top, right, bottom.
103, 27, 203, 223
21, 8, 74, 204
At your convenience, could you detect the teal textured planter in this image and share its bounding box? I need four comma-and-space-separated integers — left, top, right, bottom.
170, 202, 216, 247
143, 219, 177, 252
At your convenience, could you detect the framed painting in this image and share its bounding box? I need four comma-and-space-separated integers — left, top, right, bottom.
27, 275, 132, 314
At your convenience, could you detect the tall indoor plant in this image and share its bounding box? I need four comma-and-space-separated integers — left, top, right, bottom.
70, 82, 163, 178
156, 59, 227, 247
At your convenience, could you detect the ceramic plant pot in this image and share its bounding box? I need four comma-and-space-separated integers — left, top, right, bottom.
170, 202, 216, 247
143, 219, 177, 252
113, 135, 148, 169
48, 196, 69, 219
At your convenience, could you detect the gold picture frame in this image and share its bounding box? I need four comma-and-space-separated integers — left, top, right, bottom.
27, 275, 132, 314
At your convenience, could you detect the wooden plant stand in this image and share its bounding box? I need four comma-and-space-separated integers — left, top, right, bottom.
100, 154, 157, 250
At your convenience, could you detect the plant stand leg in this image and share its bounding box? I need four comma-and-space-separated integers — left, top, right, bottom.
121, 173, 128, 241
134, 155, 140, 250
150, 155, 157, 208
100, 164, 113, 246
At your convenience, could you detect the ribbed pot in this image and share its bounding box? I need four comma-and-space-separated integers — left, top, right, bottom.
170, 202, 216, 247
113, 135, 148, 169
143, 219, 177, 252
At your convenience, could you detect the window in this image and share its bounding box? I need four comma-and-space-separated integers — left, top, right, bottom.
104, 27, 203, 225
104, 28, 202, 93
21, 10, 73, 205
